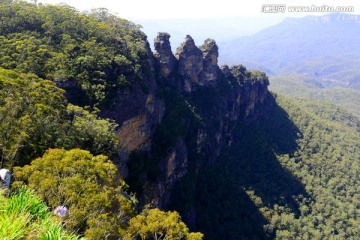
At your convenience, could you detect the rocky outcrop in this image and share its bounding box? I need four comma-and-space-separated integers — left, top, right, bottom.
154, 33, 177, 78
172, 35, 223, 92
220, 65, 232, 78
112, 32, 272, 210
175, 35, 204, 92
143, 34, 273, 208
154, 34, 222, 92
199, 38, 220, 86
225, 65, 271, 125
242, 75, 270, 123
99, 41, 165, 176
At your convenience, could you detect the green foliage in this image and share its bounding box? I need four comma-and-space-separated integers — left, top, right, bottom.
0, 67, 118, 167
61, 104, 119, 157
4, 187, 48, 219
0, 186, 81, 240
13, 148, 136, 239
0, 2, 202, 239
268, 95, 360, 239
124, 208, 203, 240
250, 69, 268, 82
12, 149, 135, 238
270, 73, 360, 118
192, 93, 360, 239
0, 0, 148, 106
0, 68, 66, 167
11, 149, 199, 239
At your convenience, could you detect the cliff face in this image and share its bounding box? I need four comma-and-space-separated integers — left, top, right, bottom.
99, 31, 272, 210
128, 33, 273, 208
98, 41, 165, 175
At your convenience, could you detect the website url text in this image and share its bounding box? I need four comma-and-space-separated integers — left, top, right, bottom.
261, 4, 354, 13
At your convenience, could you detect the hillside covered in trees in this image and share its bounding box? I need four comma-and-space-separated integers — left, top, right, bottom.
0, 1, 359, 240
175, 94, 360, 239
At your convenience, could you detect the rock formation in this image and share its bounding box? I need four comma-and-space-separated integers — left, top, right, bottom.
199, 38, 220, 86
0, 169, 11, 188
94, 32, 273, 211
144, 33, 273, 208
154, 32, 177, 78
175, 35, 204, 92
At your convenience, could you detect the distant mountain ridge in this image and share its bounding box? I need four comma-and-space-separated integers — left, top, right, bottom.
283, 13, 360, 24
219, 13, 360, 89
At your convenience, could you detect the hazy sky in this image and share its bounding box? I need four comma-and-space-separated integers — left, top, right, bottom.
38, 0, 360, 20
36, 0, 360, 54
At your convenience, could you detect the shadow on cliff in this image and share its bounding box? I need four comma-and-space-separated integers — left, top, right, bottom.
187, 95, 309, 239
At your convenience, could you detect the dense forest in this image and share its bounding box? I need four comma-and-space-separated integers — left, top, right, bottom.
0, 0, 149, 168
270, 73, 360, 118
0, 0, 149, 108
1, 1, 359, 240
174, 94, 360, 239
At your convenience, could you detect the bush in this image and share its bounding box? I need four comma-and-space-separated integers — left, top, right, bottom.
0, 186, 81, 240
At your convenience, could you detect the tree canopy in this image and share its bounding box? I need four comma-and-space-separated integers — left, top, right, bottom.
0, 67, 118, 168
184, 94, 360, 239
125, 208, 203, 240
12, 148, 203, 240
0, 0, 148, 107
13, 148, 136, 239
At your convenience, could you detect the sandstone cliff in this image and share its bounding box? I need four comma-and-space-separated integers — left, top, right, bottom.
80, 30, 273, 212
123, 33, 273, 209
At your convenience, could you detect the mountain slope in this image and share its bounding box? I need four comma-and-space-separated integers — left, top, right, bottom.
269, 74, 360, 118
220, 13, 360, 89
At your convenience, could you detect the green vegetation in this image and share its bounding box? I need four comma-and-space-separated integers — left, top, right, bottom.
124, 208, 204, 240
13, 148, 136, 239
270, 73, 360, 118
0, 187, 82, 240
12, 149, 203, 240
282, 54, 360, 89
0, 0, 148, 107
192, 94, 360, 239
0, 67, 118, 168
